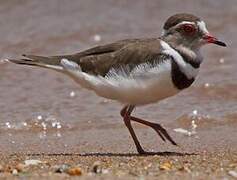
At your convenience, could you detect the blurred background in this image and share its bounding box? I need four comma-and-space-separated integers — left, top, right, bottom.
0, 0, 236, 154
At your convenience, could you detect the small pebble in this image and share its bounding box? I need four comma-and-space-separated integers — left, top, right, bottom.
66, 167, 82, 176
159, 162, 172, 170
24, 159, 43, 166
54, 164, 70, 173
102, 169, 109, 174
229, 163, 237, 168
92, 161, 102, 174
228, 170, 237, 178
178, 166, 191, 173
12, 169, 18, 175
174, 128, 189, 135
15, 163, 26, 172
5, 166, 13, 173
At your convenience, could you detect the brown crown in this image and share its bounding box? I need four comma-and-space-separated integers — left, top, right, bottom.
163, 13, 201, 30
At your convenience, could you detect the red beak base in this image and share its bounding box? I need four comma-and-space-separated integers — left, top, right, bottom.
203, 34, 227, 47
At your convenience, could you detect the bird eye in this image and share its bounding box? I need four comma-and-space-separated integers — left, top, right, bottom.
182, 24, 196, 34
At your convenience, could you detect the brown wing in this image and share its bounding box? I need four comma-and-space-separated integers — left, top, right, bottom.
74, 38, 164, 76
8, 39, 140, 69
8, 38, 165, 76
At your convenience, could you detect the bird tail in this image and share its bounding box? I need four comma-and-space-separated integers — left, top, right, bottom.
7, 54, 66, 71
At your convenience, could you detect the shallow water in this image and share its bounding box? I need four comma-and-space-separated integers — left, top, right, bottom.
0, 0, 236, 154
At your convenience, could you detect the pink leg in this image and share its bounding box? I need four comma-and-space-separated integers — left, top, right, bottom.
129, 116, 177, 145
121, 106, 146, 154
120, 106, 177, 153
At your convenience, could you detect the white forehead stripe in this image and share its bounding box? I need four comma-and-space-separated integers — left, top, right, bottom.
197, 21, 209, 34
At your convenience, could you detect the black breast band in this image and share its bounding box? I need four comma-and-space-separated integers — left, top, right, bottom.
171, 59, 195, 90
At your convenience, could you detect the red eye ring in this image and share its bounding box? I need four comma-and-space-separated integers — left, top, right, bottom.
182, 24, 196, 34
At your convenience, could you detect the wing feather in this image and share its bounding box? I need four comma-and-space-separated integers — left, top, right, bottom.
7, 38, 165, 77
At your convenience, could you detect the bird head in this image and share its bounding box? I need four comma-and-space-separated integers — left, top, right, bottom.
161, 13, 226, 50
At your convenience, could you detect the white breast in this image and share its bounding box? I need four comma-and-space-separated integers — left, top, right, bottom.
61, 58, 180, 105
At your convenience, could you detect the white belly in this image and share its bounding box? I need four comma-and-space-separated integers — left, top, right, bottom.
117, 73, 180, 105
61, 59, 180, 105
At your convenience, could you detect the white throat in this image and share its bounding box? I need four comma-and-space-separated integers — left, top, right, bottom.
176, 45, 203, 63
160, 40, 199, 79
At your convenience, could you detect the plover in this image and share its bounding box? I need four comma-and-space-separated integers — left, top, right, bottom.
7, 13, 226, 154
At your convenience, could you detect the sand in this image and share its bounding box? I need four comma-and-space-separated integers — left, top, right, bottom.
0, 152, 237, 179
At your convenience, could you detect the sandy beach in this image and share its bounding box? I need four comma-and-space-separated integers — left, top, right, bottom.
0, 0, 236, 179
0, 152, 237, 179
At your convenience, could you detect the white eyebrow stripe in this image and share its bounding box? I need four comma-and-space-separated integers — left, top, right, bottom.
162, 21, 196, 35
162, 20, 209, 36
172, 21, 195, 29
177, 21, 195, 25
197, 21, 209, 34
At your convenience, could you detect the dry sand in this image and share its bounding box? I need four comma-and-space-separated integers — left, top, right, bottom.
0, 152, 237, 179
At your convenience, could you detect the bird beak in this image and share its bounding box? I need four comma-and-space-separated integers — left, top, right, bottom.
203, 34, 227, 47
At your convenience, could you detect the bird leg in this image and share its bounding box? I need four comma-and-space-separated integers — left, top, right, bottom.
120, 106, 177, 152
129, 116, 177, 145
121, 105, 146, 154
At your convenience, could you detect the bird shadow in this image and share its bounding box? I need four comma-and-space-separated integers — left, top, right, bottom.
21, 151, 197, 157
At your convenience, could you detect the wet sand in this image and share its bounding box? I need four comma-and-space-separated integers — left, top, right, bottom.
0, 0, 237, 179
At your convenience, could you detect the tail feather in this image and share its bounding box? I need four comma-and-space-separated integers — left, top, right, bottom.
7, 55, 64, 71
7, 58, 41, 66
22, 54, 61, 65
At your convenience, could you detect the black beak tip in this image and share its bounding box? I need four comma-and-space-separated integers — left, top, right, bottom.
215, 40, 227, 47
